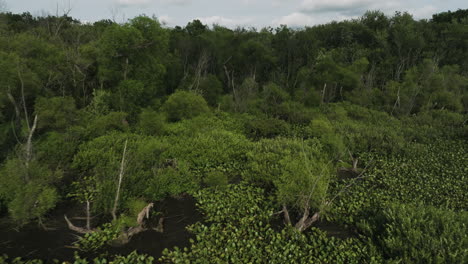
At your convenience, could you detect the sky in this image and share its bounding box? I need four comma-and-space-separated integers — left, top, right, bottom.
3, 0, 467, 28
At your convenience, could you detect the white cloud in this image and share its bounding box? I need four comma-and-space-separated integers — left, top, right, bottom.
117, 0, 152, 6
273, 12, 315, 27
409, 5, 438, 19
116, 0, 191, 7
301, 0, 373, 13
159, 14, 173, 24
161, 0, 191, 5
196, 16, 253, 27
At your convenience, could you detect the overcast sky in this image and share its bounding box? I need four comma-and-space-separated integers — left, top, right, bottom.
4, 0, 467, 28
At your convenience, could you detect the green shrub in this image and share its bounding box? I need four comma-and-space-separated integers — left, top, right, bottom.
87, 111, 130, 138
245, 116, 290, 139
75, 223, 120, 252
162, 90, 210, 121
136, 108, 166, 136
358, 203, 468, 264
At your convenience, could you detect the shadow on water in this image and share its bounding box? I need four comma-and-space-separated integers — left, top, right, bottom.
0, 194, 202, 262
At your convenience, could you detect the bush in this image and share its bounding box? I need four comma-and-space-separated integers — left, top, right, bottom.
162, 90, 209, 121
276, 101, 315, 124
87, 111, 130, 138
136, 108, 166, 136
245, 116, 290, 139
358, 203, 468, 264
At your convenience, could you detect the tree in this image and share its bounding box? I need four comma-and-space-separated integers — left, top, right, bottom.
246, 138, 333, 232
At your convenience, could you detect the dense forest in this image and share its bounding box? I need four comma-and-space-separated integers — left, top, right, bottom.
0, 7, 467, 263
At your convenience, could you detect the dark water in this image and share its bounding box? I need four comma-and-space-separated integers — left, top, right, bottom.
0, 194, 202, 262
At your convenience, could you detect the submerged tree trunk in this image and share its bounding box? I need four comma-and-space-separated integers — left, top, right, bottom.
64, 215, 94, 234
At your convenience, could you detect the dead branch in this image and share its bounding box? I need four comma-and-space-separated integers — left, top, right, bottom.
17, 67, 29, 130
136, 202, 154, 226
154, 217, 164, 233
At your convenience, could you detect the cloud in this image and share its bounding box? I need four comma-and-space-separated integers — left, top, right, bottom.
116, 0, 191, 7
273, 10, 362, 27
117, 0, 152, 6
196, 16, 253, 27
273, 12, 315, 27
161, 0, 191, 6
300, 0, 374, 13
159, 14, 173, 24
409, 5, 438, 19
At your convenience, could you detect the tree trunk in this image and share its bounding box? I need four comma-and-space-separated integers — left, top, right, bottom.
86, 199, 91, 230
282, 204, 291, 226
24, 115, 38, 183
112, 139, 128, 221
64, 215, 94, 234
321, 83, 327, 104
17, 68, 30, 131
295, 211, 320, 232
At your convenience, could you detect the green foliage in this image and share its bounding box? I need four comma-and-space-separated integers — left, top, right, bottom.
8, 185, 57, 225
244, 138, 327, 186
275, 101, 315, 124
87, 89, 112, 116
203, 170, 228, 188
198, 74, 223, 106
275, 151, 332, 211
34, 96, 78, 132
75, 223, 120, 252
110, 80, 145, 115
87, 112, 129, 138
118, 198, 150, 228
0, 158, 61, 225
329, 140, 468, 225
244, 116, 290, 139
0, 251, 154, 264
306, 117, 346, 158
1, 8, 468, 263
358, 203, 468, 264
162, 90, 209, 121
35, 131, 79, 169
145, 164, 198, 201
136, 108, 166, 136
161, 184, 381, 263
72, 132, 167, 213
